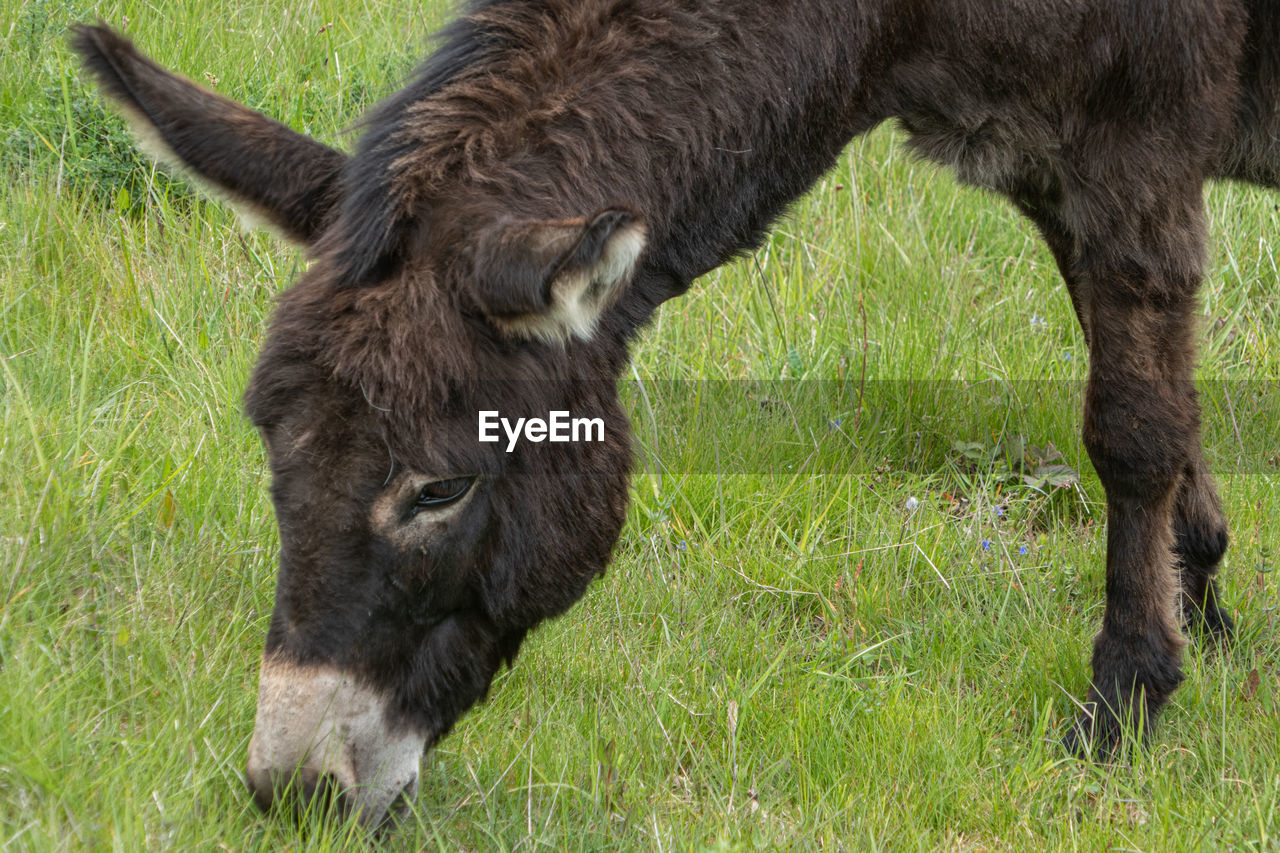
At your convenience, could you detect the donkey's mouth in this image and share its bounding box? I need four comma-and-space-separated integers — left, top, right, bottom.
377, 777, 420, 832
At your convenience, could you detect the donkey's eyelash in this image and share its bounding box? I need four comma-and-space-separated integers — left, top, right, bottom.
407, 477, 475, 517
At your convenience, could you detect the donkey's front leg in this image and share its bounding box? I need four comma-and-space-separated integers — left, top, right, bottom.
1063, 208, 1209, 755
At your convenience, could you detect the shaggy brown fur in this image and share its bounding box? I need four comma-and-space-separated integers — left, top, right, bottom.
73, 0, 1278, 821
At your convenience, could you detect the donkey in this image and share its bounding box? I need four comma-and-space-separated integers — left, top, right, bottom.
73, 0, 1276, 827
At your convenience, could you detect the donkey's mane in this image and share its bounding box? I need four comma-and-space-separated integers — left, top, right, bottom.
321, 0, 506, 286
317, 0, 734, 293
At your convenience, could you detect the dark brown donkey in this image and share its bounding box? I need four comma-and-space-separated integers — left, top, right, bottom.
73, 0, 1275, 826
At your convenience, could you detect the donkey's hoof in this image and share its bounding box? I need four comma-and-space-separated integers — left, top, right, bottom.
1186, 605, 1235, 644
1062, 707, 1115, 760
1061, 701, 1142, 761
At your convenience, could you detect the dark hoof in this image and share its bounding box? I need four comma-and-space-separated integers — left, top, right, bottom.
1185, 604, 1235, 644
1062, 691, 1163, 761
1062, 704, 1120, 760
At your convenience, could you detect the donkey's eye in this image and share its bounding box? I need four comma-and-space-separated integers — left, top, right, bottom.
410, 477, 475, 515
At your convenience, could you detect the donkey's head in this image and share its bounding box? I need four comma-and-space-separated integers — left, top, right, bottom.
74, 24, 647, 825
239, 214, 644, 823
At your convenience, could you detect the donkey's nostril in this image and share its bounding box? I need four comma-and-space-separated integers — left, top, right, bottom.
245, 764, 276, 814
245, 766, 347, 821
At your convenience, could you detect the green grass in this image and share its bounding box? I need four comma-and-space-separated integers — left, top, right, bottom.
3, 0, 1280, 849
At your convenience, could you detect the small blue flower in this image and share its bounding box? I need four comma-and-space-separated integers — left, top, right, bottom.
828, 418, 844, 430
1019, 545, 1028, 555
677, 539, 688, 552
981, 540, 992, 551
995, 506, 1005, 518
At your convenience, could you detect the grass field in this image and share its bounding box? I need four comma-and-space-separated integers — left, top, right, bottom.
3, 1, 1280, 849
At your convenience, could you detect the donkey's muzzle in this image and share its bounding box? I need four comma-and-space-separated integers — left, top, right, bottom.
244, 654, 424, 827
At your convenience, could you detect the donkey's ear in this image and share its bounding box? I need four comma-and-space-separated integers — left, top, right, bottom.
471, 210, 646, 342
72, 24, 347, 246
